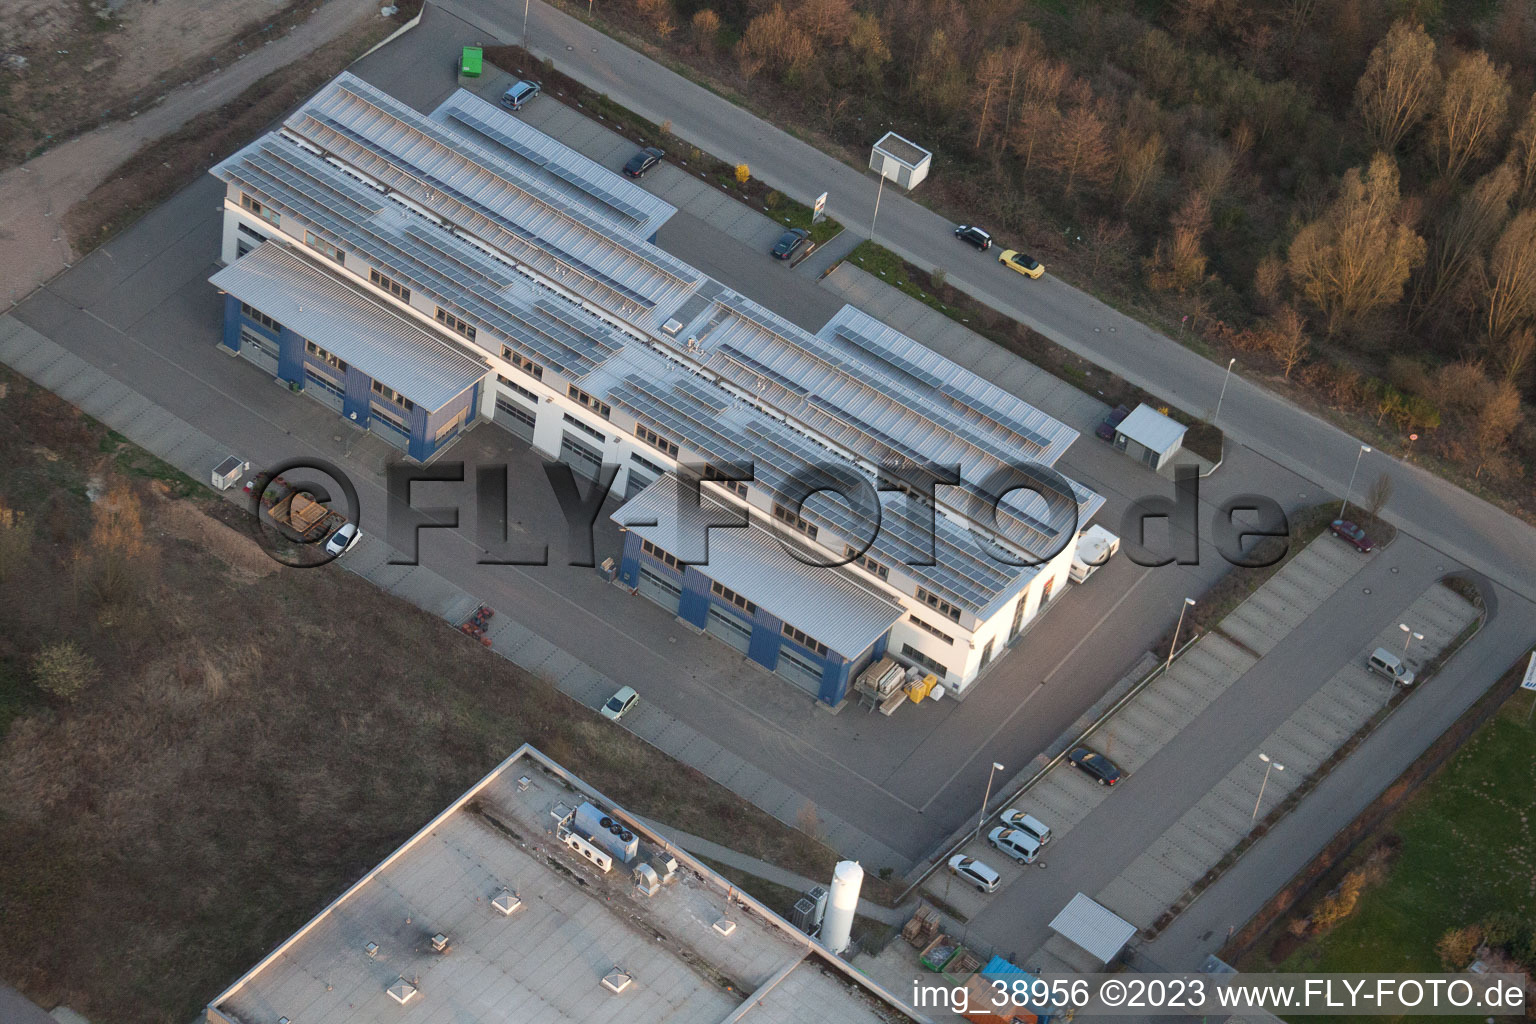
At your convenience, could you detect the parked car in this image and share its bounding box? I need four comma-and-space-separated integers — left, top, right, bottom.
1068, 746, 1123, 785
1367, 647, 1416, 687
1329, 518, 1373, 552
499, 79, 541, 111
622, 146, 665, 178
988, 826, 1041, 864
998, 249, 1045, 279
772, 227, 812, 261
1095, 404, 1132, 442
324, 521, 360, 557
999, 809, 1051, 845
600, 685, 640, 720
946, 854, 1001, 893
954, 225, 993, 250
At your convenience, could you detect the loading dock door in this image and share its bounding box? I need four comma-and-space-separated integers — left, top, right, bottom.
776, 645, 825, 697
560, 432, 604, 479
706, 606, 752, 654
494, 397, 537, 443
636, 567, 682, 615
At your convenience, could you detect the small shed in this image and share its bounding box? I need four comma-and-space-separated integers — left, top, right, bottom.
870, 132, 932, 189
1048, 893, 1136, 964
1113, 403, 1187, 471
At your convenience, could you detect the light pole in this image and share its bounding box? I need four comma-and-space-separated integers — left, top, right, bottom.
1251, 753, 1284, 825
870, 173, 886, 242
1399, 623, 1424, 653
522, 0, 531, 46
1213, 357, 1236, 424
1166, 597, 1196, 674
978, 761, 1004, 836
1339, 444, 1371, 519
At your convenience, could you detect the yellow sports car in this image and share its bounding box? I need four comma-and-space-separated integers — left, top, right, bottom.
998, 249, 1045, 279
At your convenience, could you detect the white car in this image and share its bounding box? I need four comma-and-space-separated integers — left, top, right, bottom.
988, 826, 1041, 864
600, 685, 639, 721
324, 522, 360, 557
999, 808, 1051, 845
946, 854, 1001, 893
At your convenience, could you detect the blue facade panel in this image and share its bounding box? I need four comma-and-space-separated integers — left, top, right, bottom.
419, 381, 480, 460
276, 327, 305, 384
220, 294, 242, 351
677, 568, 710, 629
342, 366, 372, 426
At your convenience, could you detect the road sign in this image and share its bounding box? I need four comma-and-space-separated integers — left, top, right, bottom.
1522, 651, 1536, 691
812, 191, 828, 223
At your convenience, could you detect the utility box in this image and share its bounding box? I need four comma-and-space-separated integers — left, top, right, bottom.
459, 45, 483, 78
870, 132, 931, 190
211, 456, 248, 491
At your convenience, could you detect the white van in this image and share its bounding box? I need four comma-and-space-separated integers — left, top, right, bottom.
1000, 808, 1051, 845
1367, 647, 1416, 686
988, 826, 1041, 864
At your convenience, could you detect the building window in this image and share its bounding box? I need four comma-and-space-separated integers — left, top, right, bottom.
773, 503, 819, 541
497, 374, 540, 403
240, 302, 281, 333
703, 462, 749, 498
435, 306, 476, 342
304, 230, 345, 265
908, 615, 954, 645
901, 643, 948, 679
433, 407, 469, 443
503, 345, 543, 381
846, 545, 889, 581
237, 222, 269, 244
568, 384, 611, 419
640, 538, 682, 571
631, 452, 668, 476
562, 413, 606, 443
636, 423, 679, 458
369, 268, 411, 302
711, 580, 757, 616
305, 340, 347, 373
782, 622, 828, 657
240, 192, 280, 226
915, 586, 961, 623
371, 379, 416, 413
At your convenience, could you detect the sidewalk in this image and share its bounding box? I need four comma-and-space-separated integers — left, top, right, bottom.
0, 313, 911, 877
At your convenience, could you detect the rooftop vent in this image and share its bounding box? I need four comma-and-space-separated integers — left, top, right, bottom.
387, 978, 418, 1005
517, 775, 531, 792
430, 933, 450, 953
365, 941, 379, 958
662, 318, 683, 336
492, 888, 523, 915
712, 917, 737, 937
602, 969, 633, 994
279, 1018, 291, 1024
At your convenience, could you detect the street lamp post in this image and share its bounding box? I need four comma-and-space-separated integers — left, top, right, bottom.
870, 173, 887, 243
1399, 623, 1424, 653
1251, 753, 1285, 825
1339, 444, 1372, 519
1166, 597, 1196, 675
522, 0, 532, 46
978, 761, 1004, 836
1213, 357, 1236, 424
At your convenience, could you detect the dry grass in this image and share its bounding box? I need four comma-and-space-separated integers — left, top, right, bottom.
0, 363, 841, 1024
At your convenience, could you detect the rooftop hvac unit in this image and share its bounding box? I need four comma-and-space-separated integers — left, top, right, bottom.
662, 318, 684, 336
387, 978, 418, 1005
492, 888, 522, 915
805, 885, 829, 929
430, 933, 449, 953
560, 827, 614, 873
789, 897, 819, 935
365, 941, 380, 958
602, 969, 633, 994
572, 801, 639, 863
633, 862, 661, 897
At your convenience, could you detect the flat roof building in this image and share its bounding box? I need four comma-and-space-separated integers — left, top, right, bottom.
207, 72, 1103, 703
204, 746, 929, 1024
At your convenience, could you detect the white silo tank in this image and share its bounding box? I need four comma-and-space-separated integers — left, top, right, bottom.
821, 860, 863, 955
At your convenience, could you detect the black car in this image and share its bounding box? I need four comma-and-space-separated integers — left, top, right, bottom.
772, 227, 812, 261
954, 224, 993, 250
1095, 404, 1132, 442
622, 146, 665, 178
1067, 746, 1123, 785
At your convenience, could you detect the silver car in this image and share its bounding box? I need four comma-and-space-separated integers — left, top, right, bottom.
988, 826, 1040, 864
947, 854, 1001, 893
999, 808, 1051, 845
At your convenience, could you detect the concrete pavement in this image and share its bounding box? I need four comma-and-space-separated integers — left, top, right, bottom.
457, 0, 1536, 603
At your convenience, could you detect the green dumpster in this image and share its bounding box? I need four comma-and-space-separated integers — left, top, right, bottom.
460, 45, 483, 78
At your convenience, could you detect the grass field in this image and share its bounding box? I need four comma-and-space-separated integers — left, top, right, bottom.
0, 364, 842, 1024
1244, 687, 1536, 984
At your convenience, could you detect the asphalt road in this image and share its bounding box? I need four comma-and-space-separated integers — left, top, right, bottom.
439, 0, 1536, 605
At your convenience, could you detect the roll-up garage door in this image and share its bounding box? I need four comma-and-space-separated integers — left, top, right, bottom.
776, 645, 825, 697
706, 606, 753, 654
560, 432, 604, 478
636, 567, 681, 614
494, 397, 537, 443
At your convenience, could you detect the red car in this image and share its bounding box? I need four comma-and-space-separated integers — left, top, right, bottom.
1329, 519, 1373, 552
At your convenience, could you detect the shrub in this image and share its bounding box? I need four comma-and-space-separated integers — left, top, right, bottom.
32, 641, 99, 702
1436, 925, 1483, 969
734, 163, 750, 183
764, 190, 783, 209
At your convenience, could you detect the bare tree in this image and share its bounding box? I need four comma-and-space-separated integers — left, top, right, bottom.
846, 12, 890, 85
1146, 226, 1207, 293
1507, 95, 1536, 208
1116, 131, 1165, 211
1473, 380, 1523, 478
1253, 254, 1287, 311
690, 8, 721, 54
1009, 105, 1058, 172
1266, 305, 1311, 377
797, 0, 854, 46
1491, 325, 1535, 385
1048, 104, 1113, 197
1354, 20, 1440, 152
1482, 208, 1536, 341
1287, 153, 1426, 334
1083, 218, 1134, 278
970, 49, 1011, 151
1432, 51, 1512, 182
739, 5, 812, 78
1364, 472, 1394, 519
1411, 163, 1515, 322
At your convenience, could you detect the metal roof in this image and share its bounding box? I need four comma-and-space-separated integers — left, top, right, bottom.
210, 243, 486, 410
617, 475, 904, 657
1117, 403, 1187, 456
873, 132, 931, 168
430, 90, 676, 240
1048, 893, 1137, 964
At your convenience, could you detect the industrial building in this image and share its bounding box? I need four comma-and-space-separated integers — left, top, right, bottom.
203, 745, 922, 1024
207, 72, 1103, 704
